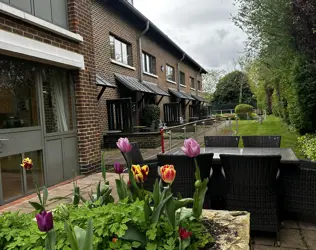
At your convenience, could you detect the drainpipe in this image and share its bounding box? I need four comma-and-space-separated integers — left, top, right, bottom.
177, 53, 186, 92
138, 21, 150, 83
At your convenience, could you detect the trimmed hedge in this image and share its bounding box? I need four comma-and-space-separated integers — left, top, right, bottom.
235, 104, 254, 114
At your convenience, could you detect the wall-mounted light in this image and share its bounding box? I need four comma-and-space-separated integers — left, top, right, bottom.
161, 65, 164, 72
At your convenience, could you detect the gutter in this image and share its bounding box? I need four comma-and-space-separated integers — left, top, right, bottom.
177, 53, 186, 92
138, 21, 150, 83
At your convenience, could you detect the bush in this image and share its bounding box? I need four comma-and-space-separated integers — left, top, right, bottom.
235, 104, 254, 114
140, 105, 160, 127
298, 134, 316, 161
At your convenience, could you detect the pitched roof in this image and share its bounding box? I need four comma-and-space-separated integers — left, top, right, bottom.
143, 81, 170, 96
96, 74, 116, 88
114, 73, 153, 93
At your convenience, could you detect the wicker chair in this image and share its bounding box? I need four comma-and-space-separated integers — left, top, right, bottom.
220, 154, 281, 243
121, 142, 159, 191
242, 136, 281, 148
157, 153, 213, 207
281, 160, 316, 217
204, 136, 240, 147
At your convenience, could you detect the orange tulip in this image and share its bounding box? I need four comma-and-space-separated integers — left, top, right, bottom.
160, 165, 176, 184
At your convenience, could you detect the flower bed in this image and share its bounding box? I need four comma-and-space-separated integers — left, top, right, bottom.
0, 138, 250, 249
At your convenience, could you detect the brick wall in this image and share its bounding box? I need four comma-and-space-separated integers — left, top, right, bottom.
0, 0, 99, 174
92, 0, 204, 138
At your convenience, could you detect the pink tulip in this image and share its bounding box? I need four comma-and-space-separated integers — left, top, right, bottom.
116, 138, 132, 153
181, 138, 200, 158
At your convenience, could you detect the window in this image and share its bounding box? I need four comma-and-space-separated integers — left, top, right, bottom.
110, 35, 132, 66
166, 65, 175, 82
190, 77, 195, 89
142, 52, 156, 74
125, 0, 134, 5
180, 71, 185, 86
0, 0, 68, 29
198, 80, 202, 91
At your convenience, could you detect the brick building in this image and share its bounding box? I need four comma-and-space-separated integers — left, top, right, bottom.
92, 0, 208, 143
0, 0, 99, 205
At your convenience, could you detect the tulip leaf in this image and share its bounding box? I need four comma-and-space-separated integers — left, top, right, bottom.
64, 222, 79, 250
144, 195, 152, 222
181, 237, 191, 250
122, 223, 147, 246
96, 181, 101, 199
153, 179, 160, 209
101, 151, 106, 182
43, 186, 49, 208
115, 179, 126, 200
29, 201, 44, 211
45, 230, 56, 250
83, 219, 93, 250
192, 178, 209, 218
73, 186, 80, 206
151, 193, 172, 224
174, 198, 194, 211
165, 197, 175, 229
74, 226, 86, 250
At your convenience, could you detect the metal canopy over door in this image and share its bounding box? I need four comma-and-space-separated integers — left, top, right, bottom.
0, 56, 79, 205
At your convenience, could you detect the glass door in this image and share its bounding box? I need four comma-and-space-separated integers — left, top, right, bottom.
0, 56, 44, 204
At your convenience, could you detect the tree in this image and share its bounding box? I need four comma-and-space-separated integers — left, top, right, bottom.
212, 71, 255, 108
202, 69, 226, 102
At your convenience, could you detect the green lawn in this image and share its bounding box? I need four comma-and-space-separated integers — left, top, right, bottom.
229, 115, 303, 158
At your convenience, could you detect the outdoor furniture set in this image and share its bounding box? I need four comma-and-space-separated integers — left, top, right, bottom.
121, 136, 316, 245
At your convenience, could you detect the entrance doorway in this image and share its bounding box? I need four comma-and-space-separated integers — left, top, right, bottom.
0, 56, 78, 205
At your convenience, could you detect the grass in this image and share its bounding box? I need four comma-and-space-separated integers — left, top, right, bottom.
229, 115, 303, 158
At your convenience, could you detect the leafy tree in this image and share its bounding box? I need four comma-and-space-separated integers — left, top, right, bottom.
202, 69, 226, 102
212, 71, 255, 108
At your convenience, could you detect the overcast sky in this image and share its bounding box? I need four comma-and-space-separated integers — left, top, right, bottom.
134, 0, 247, 71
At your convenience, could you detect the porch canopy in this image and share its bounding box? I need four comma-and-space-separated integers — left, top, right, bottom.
191, 94, 205, 103
114, 73, 153, 94
143, 81, 169, 96
169, 88, 194, 100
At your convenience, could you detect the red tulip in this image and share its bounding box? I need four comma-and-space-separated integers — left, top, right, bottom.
21, 157, 33, 170
114, 162, 123, 174
179, 227, 192, 240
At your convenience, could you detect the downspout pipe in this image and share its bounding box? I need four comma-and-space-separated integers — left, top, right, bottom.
138, 21, 150, 83
196, 67, 203, 96
177, 53, 186, 91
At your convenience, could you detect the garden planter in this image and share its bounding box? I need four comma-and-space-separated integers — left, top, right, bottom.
201, 210, 250, 250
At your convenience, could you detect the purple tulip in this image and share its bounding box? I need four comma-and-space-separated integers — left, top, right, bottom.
114, 162, 123, 174
181, 138, 200, 158
35, 210, 54, 232
116, 138, 132, 153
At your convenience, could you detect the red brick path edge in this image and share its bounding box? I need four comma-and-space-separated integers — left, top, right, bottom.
0, 175, 85, 212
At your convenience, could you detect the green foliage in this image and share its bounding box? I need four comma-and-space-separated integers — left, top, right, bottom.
140, 105, 160, 127
235, 104, 253, 114
212, 71, 255, 107
298, 134, 316, 161
0, 200, 213, 250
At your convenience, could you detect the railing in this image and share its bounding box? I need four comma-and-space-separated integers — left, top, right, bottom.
160, 117, 231, 153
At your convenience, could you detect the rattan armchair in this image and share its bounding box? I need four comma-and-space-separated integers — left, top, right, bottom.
242, 136, 281, 148
282, 160, 316, 217
220, 154, 282, 243
121, 142, 159, 191
157, 153, 213, 207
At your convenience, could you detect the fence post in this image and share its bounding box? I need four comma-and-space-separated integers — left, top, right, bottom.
203, 121, 206, 138
235, 114, 238, 134
160, 128, 165, 153
228, 118, 232, 135
183, 126, 187, 139
230, 109, 233, 115
194, 122, 197, 140
167, 130, 172, 151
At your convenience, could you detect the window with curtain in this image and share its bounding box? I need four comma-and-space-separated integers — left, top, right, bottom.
42, 68, 74, 133
142, 52, 156, 74
110, 35, 133, 66
166, 64, 175, 81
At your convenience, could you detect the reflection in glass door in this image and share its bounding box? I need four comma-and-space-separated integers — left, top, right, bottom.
0, 56, 44, 204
